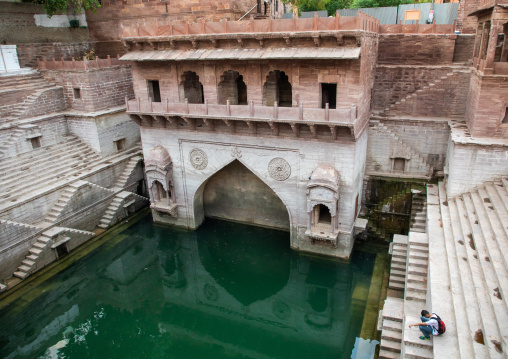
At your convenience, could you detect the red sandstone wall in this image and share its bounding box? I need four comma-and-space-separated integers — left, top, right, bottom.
86, 0, 257, 54
43, 66, 134, 112
377, 34, 456, 65
16, 43, 91, 68
465, 71, 508, 137
456, 0, 480, 34
372, 65, 468, 111
357, 35, 379, 135
131, 60, 363, 111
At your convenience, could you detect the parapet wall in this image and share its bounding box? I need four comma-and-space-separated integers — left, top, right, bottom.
377, 34, 456, 65
42, 63, 134, 113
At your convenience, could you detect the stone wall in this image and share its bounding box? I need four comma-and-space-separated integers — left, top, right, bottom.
456, 0, 480, 34
85, 0, 257, 55
16, 42, 90, 68
17, 87, 66, 119
42, 66, 134, 112
465, 71, 508, 138
202, 160, 290, 230
67, 111, 141, 156
446, 141, 508, 197
372, 65, 465, 111
0, 116, 68, 159
452, 35, 475, 63
140, 125, 367, 258
367, 119, 450, 178
377, 34, 456, 65
0, 3, 89, 45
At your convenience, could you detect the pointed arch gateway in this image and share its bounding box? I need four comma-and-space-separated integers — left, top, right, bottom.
192, 159, 290, 231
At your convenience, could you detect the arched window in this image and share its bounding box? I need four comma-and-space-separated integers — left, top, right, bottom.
218, 70, 247, 105
263, 70, 292, 107
179, 71, 204, 104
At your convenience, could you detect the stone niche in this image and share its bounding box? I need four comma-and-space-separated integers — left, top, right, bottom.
305, 164, 340, 247
145, 145, 177, 216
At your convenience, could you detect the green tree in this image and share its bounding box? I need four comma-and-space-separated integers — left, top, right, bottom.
349, 0, 413, 9
325, 0, 354, 15
34, 0, 101, 17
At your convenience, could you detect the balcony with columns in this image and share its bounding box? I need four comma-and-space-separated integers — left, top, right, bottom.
126, 97, 358, 140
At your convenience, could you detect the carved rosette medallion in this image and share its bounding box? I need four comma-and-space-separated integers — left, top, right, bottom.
272, 301, 291, 320
268, 158, 291, 181
189, 148, 208, 170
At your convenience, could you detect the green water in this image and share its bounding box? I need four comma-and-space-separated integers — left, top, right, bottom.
0, 214, 381, 359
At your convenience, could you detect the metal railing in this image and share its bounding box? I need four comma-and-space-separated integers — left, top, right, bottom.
239, 4, 258, 21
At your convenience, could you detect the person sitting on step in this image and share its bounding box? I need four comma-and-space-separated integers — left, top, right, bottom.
408, 310, 439, 340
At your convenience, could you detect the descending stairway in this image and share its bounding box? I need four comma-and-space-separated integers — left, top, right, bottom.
425, 179, 508, 359
114, 155, 142, 190
0, 128, 25, 159
410, 191, 427, 233
0, 136, 103, 205
98, 192, 149, 229
375, 69, 470, 118
0, 219, 40, 249
388, 235, 408, 292
42, 181, 92, 224
13, 227, 95, 280
370, 120, 433, 177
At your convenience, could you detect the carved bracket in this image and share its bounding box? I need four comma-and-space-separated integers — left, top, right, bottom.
269, 121, 279, 136
204, 118, 215, 131
290, 122, 300, 137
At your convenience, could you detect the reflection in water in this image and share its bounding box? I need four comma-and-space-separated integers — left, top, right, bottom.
0, 215, 378, 359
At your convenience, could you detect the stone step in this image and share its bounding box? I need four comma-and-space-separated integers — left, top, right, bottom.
391, 269, 406, 278
389, 280, 405, 291
405, 289, 426, 301
382, 318, 403, 333
406, 280, 426, 293
0, 137, 81, 171
390, 274, 406, 285
392, 248, 407, 259
380, 339, 401, 353
408, 256, 428, 268
27, 254, 38, 261
378, 349, 400, 359
29, 248, 42, 255
391, 262, 406, 272
33, 242, 46, 249
404, 344, 433, 359
18, 265, 31, 272
436, 182, 475, 358
13, 271, 29, 279
22, 259, 35, 266
381, 328, 402, 342
407, 273, 426, 283
409, 251, 428, 261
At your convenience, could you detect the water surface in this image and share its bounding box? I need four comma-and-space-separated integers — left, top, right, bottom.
0, 214, 380, 359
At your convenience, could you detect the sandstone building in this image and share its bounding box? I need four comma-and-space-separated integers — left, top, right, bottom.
1, 0, 508, 358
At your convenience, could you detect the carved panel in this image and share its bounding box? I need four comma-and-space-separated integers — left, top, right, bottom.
268, 157, 291, 181
189, 148, 208, 170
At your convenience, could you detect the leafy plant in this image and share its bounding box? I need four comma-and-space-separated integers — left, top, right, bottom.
34, 0, 101, 18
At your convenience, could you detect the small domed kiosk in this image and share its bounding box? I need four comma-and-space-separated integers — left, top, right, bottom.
305, 164, 340, 247
145, 145, 177, 215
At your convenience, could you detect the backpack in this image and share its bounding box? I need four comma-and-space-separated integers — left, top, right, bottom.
432, 313, 446, 335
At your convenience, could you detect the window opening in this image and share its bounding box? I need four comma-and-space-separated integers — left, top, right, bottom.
56, 243, 69, 259
148, 80, 161, 102
503, 107, 508, 124
263, 70, 292, 107
114, 138, 126, 152
179, 71, 204, 104
31, 136, 41, 149
73, 88, 81, 99
218, 70, 247, 105
393, 158, 406, 172
321, 83, 337, 109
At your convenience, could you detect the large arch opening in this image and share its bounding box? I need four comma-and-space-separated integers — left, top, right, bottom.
218, 70, 247, 105
263, 70, 292, 107
179, 71, 204, 104
193, 160, 290, 231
